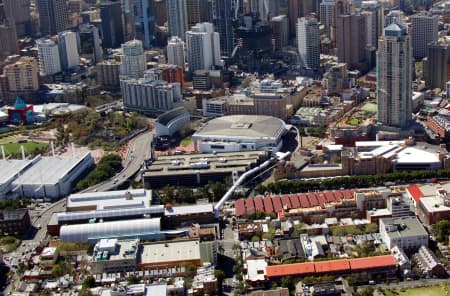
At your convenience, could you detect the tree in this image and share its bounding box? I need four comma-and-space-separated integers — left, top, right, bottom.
127, 274, 139, 285
82, 276, 96, 289
432, 220, 450, 243
214, 269, 226, 292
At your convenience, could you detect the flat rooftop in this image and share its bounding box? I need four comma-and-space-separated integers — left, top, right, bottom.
395, 147, 440, 164
165, 204, 213, 216
381, 216, 428, 239
0, 159, 32, 187
143, 151, 267, 177
13, 154, 90, 185
94, 239, 138, 262
420, 196, 450, 213
139, 240, 201, 265
67, 189, 153, 211
194, 115, 286, 139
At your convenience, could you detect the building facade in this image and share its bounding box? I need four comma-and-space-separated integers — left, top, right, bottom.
58, 31, 79, 71
37, 0, 68, 36
411, 12, 438, 60
100, 2, 124, 49
37, 39, 61, 76
297, 16, 320, 71
271, 15, 288, 50
166, 0, 188, 39
120, 40, 146, 79
377, 23, 412, 128
96, 60, 120, 91
336, 13, 367, 71
134, 0, 156, 48
424, 41, 449, 90
186, 23, 221, 72
167, 36, 185, 68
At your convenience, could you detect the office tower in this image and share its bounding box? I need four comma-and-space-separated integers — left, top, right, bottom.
411, 12, 438, 60
288, 0, 301, 37
377, 23, 412, 128
385, 10, 405, 26
58, 31, 79, 71
249, 0, 280, 23
154, 0, 167, 26
323, 63, 348, 96
186, 22, 221, 72
336, 14, 366, 69
424, 42, 449, 90
361, 0, 383, 48
96, 59, 121, 91
120, 0, 135, 41
134, 0, 156, 48
187, 0, 209, 28
331, 0, 352, 44
0, 20, 18, 57
297, 16, 320, 71
79, 24, 103, 64
166, 0, 188, 39
167, 36, 185, 68
3, 57, 40, 97
1, 0, 32, 37
100, 2, 124, 49
271, 15, 288, 50
37, 39, 61, 76
211, 0, 234, 57
320, 0, 335, 39
37, 0, 68, 36
120, 40, 146, 79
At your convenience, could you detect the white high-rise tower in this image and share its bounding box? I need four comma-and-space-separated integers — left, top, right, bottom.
167, 36, 186, 69
185, 22, 221, 72
119, 40, 146, 79
297, 16, 320, 71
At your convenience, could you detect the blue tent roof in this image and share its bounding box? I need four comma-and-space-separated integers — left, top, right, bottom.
13, 97, 27, 110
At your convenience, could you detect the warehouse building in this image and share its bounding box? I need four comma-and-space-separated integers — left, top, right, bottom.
59, 218, 161, 243
0, 158, 35, 196
192, 115, 288, 153
10, 153, 94, 200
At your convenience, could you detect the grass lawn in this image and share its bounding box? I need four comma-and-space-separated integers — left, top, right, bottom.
346, 118, 361, 125
181, 136, 192, 147
362, 102, 378, 113
2, 141, 48, 155
387, 284, 450, 296
0, 135, 18, 144
0, 236, 20, 253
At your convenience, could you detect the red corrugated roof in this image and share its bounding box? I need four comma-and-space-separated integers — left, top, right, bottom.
290, 194, 301, 208
235, 199, 246, 217
316, 193, 327, 206
281, 194, 292, 209
245, 198, 255, 214
349, 255, 396, 271
266, 255, 397, 278
325, 192, 336, 202
314, 259, 350, 274
272, 196, 283, 212
299, 194, 310, 208
254, 197, 264, 213
308, 193, 319, 207
266, 262, 315, 278
406, 185, 424, 204
333, 191, 344, 200
263, 196, 274, 213
342, 189, 353, 199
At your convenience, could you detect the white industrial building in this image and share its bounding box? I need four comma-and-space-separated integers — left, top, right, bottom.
379, 216, 428, 251
192, 115, 288, 153
0, 158, 35, 196
60, 218, 161, 242
66, 189, 154, 212
11, 152, 94, 200
154, 107, 190, 137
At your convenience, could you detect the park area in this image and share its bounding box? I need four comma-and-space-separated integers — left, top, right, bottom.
383, 284, 450, 296
0, 135, 48, 157
0, 236, 20, 253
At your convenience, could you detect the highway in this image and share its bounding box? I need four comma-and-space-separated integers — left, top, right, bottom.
83, 130, 154, 192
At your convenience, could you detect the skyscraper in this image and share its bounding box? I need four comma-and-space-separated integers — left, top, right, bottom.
37, 0, 68, 36
320, 0, 335, 39
411, 12, 438, 60
424, 41, 449, 90
360, 0, 383, 49
58, 31, 79, 70
120, 39, 146, 79
377, 23, 412, 128
0, 20, 18, 57
186, 22, 221, 72
167, 36, 185, 68
211, 0, 234, 57
187, 0, 209, 28
271, 15, 288, 50
1, 0, 32, 37
297, 15, 320, 71
166, 0, 188, 39
100, 2, 124, 49
134, 0, 156, 49
336, 14, 366, 70
79, 24, 103, 64
37, 39, 61, 76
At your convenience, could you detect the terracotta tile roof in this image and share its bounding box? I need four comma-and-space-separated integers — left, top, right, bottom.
266, 262, 315, 277
349, 255, 396, 271
406, 185, 424, 204
314, 259, 350, 273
